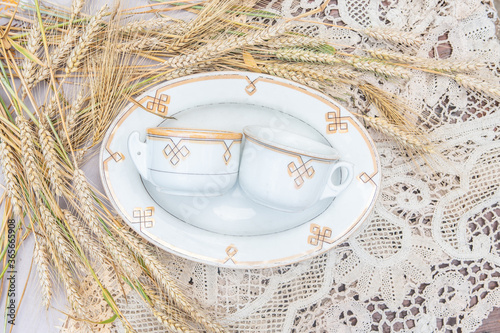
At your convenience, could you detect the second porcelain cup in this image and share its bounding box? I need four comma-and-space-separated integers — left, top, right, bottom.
239, 126, 354, 212
128, 128, 242, 196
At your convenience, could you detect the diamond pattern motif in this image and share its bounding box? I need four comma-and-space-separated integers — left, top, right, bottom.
163, 140, 190, 166
287, 156, 315, 188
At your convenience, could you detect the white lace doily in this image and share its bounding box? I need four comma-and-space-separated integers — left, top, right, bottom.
58, 0, 500, 332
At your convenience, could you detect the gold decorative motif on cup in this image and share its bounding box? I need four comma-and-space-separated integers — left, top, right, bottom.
163, 139, 190, 166
287, 156, 315, 189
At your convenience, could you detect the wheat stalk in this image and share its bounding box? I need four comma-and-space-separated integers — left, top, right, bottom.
358, 114, 434, 154
72, 169, 141, 278
261, 63, 321, 89
152, 308, 197, 333
275, 48, 341, 64
53, 248, 86, 317
40, 205, 79, 267
166, 21, 292, 68
362, 27, 424, 47
16, 116, 43, 195
169, 0, 237, 51
0, 140, 23, 217
63, 209, 105, 261
65, 5, 107, 74
358, 82, 417, 128
266, 35, 326, 48
38, 117, 65, 196
21, 21, 41, 88
120, 228, 226, 333
115, 38, 163, 53
70, 0, 85, 23
454, 74, 500, 99
343, 57, 412, 79
32, 29, 79, 89
33, 233, 53, 309
367, 49, 484, 72
119, 18, 182, 34
65, 89, 85, 141
320, 64, 362, 80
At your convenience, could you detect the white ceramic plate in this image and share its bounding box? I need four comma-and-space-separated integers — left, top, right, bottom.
99, 72, 380, 268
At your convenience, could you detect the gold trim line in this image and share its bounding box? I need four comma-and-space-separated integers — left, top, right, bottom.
147, 127, 242, 140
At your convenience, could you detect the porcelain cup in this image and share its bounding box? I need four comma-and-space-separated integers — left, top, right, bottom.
239, 125, 354, 212
128, 128, 242, 196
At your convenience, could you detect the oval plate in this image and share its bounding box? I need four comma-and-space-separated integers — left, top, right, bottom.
99, 72, 381, 268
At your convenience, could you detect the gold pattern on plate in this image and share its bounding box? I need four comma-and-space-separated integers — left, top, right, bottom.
223, 244, 238, 264
308, 223, 334, 250
326, 108, 349, 134
288, 156, 315, 189
132, 207, 155, 228
358, 172, 377, 185
245, 76, 259, 95
141, 87, 170, 116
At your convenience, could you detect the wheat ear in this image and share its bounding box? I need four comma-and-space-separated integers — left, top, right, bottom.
266, 35, 326, 48
115, 38, 163, 53
63, 209, 105, 261
66, 89, 85, 140
16, 116, 43, 195
38, 117, 65, 196
0, 140, 23, 216
33, 233, 52, 309
358, 115, 434, 154
72, 169, 141, 278
275, 48, 341, 64
120, 228, 226, 333
65, 5, 107, 74
454, 74, 500, 99
119, 18, 180, 34
367, 49, 484, 72
166, 21, 292, 68
33, 29, 79, 88
40, 205, 79, 267
70, 0, 85, 23
261, 63, 321, 89
343, 57, 412, 79
21, 21, 41, 88
362, 27, 423, 47
52, 247, 86, 316
152, 309, 197, 333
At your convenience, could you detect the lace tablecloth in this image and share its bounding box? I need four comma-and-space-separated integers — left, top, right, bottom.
14, 0, 500, 332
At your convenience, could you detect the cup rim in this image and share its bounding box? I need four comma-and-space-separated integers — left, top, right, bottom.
243, 125, 339, 161
147, 127, 242, 140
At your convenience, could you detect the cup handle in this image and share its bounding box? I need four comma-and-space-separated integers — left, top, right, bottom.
128, 131, 150, 181
320, 161, 354, 200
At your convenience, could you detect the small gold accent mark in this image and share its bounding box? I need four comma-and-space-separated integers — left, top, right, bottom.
223, 244, 238, 264
132, 207, 155, 228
